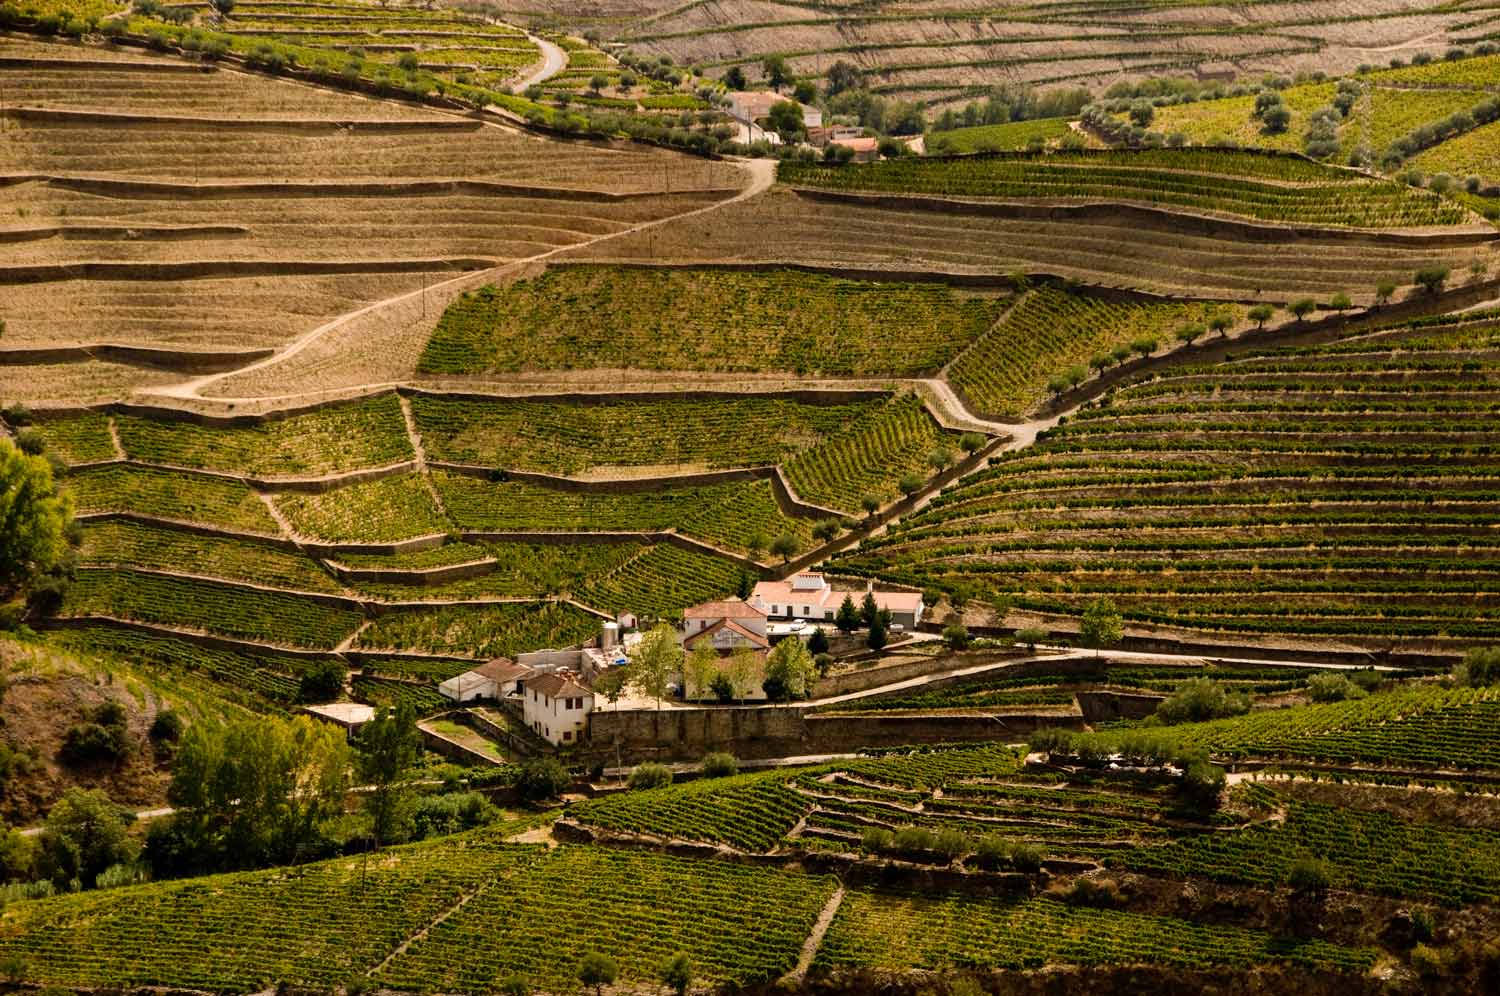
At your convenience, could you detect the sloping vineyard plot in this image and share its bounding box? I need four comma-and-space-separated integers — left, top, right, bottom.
434, 472, 816, 558
114, 397, 412, 478
1413, 119, 1500, 186
59, 568, 363, 650
274, 473, 449, 543
0, 833, 539, 990
350, 542, 646, 603
572, 543, 743, 617
418, 266, 1006, 377
782, 393, 968, 511
947, 286, 1236, 419
24, 413, 117, 465
411, 393, 883, 475
373, 847, 837, 992
78, 520, 340, 593
813, 891, 1375, 974
831, 315, 1500, 641
1124, 787, 1500, 906
354, 600, 601, 659
1074, 684, 1500, 771
49, 627, 315, 705
778, 151, 1469, 228
65, 465, 280, 535
568, 772, 812, 851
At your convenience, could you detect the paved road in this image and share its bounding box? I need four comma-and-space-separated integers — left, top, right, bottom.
516, 35, 567, 90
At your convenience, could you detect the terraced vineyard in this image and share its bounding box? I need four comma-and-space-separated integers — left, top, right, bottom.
815, 891, 1374, 973
60, 568, 363, 649
779, 151, 1471, 228
418, 265, 1008, 377
926, 118, 1076, 155
274, 473, 448, 543
832, 313, 1500, 642
114, 397, 413, 478
65, 465, 280, 535
434, 472, 817, 558
354, 600, 602, 659
78, 520, 341, 593
948, 286, 1237, 420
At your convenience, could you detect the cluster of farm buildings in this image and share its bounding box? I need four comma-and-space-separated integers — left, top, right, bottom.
432, 573, 924, 746
724, 91, 885, 160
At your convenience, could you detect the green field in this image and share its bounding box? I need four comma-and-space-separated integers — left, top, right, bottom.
419, 266, 1007, 377
926, 117, 1075, 155
275, 474, 449, 543
78, 520, 339, 593
65, 465, 280, 534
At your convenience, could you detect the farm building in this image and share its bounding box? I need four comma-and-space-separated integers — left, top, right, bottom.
830, 135, 880, 161
750, 573, 924, 629
438, 657, 533, 703
725, 91, 822, 131
681, 599, 770, 652
523, 671, 595, 745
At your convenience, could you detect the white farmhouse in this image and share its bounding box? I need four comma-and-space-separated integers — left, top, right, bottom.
438, 657, 533, 704
523, 670, 594, 746
750, 572, 925, 629
680, 598, 770, 652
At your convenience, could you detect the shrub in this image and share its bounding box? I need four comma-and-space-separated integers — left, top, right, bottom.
297, 659, 345, 704
892, 827, 938, 855
1415, 265, 1450, 294
942, 622, 971, 650
1410, 943, 1450, 979
60, 702, 131, 765
1155, 678, 1250, 724
1056, 876, 1123, 907
149, 709, 183, 742
701, 752, 737, 778
516, 757, 570, 801
1307, 672, 1366, 703
628, 762, 673, 790
1287, 855, 1332, 894
1013, 625, 1048, 651
861, 826, 893, 852
1454, 647, 1500, 687
1177, 749, 1226, 811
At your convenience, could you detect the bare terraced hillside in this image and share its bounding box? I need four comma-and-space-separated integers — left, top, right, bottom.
497, 0, 1500, 106
0, 35, 746, 404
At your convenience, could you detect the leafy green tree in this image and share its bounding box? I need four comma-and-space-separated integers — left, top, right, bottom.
662, 953, 693, 996
701, 752, 737, 778
1129, 336, 1157, 357
1289, 297, 1318, 321
631, 624, 684, 708
296, 659, 345, 704
928, 446, 954, 471
897, 474, 922, 496
1175, 322, 1206, 346
1013, 626, 1048, 652
1329, 291, 1353, 311
1455, 646, 1500, 687
835, 594, 861, 634
588, 73, 608, 94
1247, 303, 1274, 329
735, 569, 754, 599
811, 518, 841, 543
825, 60, 861, 96
684, 641, 720, 700
1128, 99, 1154, 127
628, 762, 672, 789
763, 636, 818, 700
157, 714, 350, 874
726, 645, 760, 702
355, 703, 421, 846
807, 627, 830, 656
1079, 597, 1122, 657
1375, 280, 1396, 306
1208, 312, 1233, 337
1155, 678, 1250, 724
762, 55, 792, 91
770, 533, 800, 563
516, 757, 570, 802
861, 495, 881, 520
1415, 265, 1450, 294
0, 438, 74, 593
1261, 104, 1292, 133
723, 65, 747, 90
767, 99, 805, 141
578, 952, 617, 996
959, 432, 985, 454
942, 622, 970, 650
36, 788, 137, 889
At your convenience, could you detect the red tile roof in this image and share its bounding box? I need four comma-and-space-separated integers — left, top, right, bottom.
527, 671, 592, 700
683, 598, 767, 620
473, 657, 532, 683
683, 618, 770, 650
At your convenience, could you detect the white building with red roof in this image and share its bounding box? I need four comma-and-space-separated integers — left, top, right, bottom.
750, 573, 924, 629
681, 598, 769, 652
438, 657, 534, 704
523, 670, 594, 746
